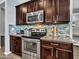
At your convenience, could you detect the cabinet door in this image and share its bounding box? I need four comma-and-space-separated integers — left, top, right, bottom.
27, 4, 31, 13
15, 37, 22, 56
10, 36, 22, 56
56, 0, 70, 23
34, 1, 39, 11
29, 2, 35, 12
41, 45, 56, 59
45, 0, 56, 24
14, 38, 22, 56
38, 0, 44, 10
16, 5, 26, 25
56, 48, 73, 59
16, 6, 22, 25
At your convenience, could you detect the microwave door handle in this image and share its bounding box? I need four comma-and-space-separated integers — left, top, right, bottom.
38, 14, 40, 21
39, 14, 43, 21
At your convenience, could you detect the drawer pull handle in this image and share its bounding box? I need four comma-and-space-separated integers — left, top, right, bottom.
42, 45, 53, 49
50, 43, 59, 46
56, 48, 72, 52
51, 48, 53, 56
56, 50, 58, 58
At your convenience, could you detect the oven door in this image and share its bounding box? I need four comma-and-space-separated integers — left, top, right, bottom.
22, 38, 40, 56
23, 40, 37, 53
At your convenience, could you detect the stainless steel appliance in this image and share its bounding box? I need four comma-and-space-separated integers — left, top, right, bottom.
22, 28, 46, 59
26, 10, 44, 24
22, 38, 40, 59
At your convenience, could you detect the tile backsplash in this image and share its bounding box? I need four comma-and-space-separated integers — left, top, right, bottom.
9, 24, 70, 37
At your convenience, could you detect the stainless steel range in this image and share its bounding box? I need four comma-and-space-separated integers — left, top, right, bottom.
22, 37, 40, 59
22, 28, 46, 59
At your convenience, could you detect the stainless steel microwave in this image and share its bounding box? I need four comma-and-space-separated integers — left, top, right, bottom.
26, 10, 44, 24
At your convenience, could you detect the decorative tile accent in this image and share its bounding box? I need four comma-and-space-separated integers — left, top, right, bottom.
9, 24, 70, 37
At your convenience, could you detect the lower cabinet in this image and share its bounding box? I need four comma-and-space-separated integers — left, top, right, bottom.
41, 45, 55, 59
41, 40, 73, 59
10, 36, 22, 56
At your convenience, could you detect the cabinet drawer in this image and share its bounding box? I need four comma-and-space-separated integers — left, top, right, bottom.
41, 41, 50, 46
41, 40, 73, 50
41, 41, 59, 48
58, 43, 73, 50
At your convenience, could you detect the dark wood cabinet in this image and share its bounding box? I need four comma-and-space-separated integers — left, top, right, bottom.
45, 0, 70, 24
41, 45, 56, 59
45, 0, 56, 24
16, 0, 38, 25
27, 3, 31, 13
41, 40, 73, 59
16, 6, 22, 25
55, 0, 70, 23
16, 0, 70, 25
16, 5, 26, 25
10, 36, 22, 56
38, 0, 44, 10
56, 48, 73, 59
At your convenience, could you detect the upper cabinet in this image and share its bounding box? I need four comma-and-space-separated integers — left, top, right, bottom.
16, 1, 38, 25
45, 0, 56, 24
55, 0, 70, 23
16, 0, 70, 25
73, 0, 79, 9
16, 5, 27, 25
27, 1, 38, 13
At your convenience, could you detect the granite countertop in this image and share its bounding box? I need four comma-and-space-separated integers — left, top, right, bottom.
10, 34, 24, 37
73, 42, 79, 46
73, 36, 79, 46
10, 34, 41, 39
10, 34, 79, 46
41, 36, 79, 46
73, 33, 79, 37
41, 36, 76, 44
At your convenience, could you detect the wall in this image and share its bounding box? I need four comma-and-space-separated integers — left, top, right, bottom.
0, 8, 5, 48
0, 2, 5, 49
0, 7, 2, 36
0, 2, 5, 35
6, 0, 31, 25
0, 0, 3, 2
0, 8, 5, 36
0, 6, 2, 48
0, 0, 4, 4
73, 0, 79, 9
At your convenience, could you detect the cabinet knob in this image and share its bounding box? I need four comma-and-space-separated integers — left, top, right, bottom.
56, 50, 58, 58
53, 16, 55, 20
56, 15, 59, 20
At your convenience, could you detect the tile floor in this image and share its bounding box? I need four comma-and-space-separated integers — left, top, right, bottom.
0, 48, 21, 59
